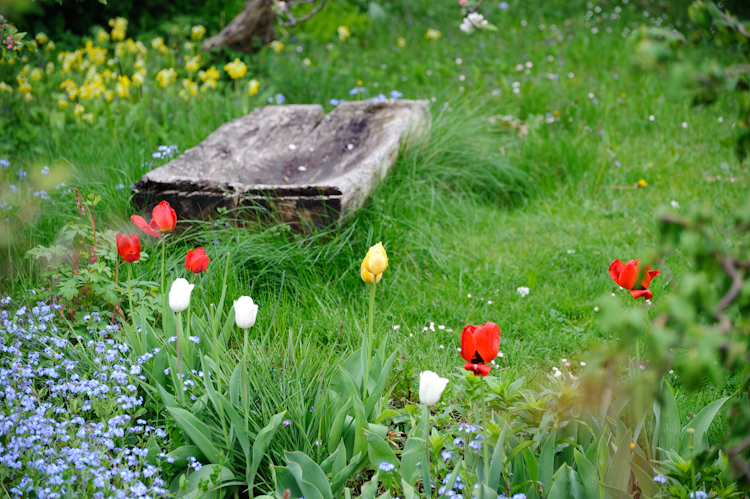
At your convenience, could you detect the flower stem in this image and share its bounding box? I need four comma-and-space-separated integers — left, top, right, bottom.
175, 311, 184, 403
422, 404, 432, 498
364, 281, 376, 397
161, 237, 166, 325
480, 378, 490, 483
127, 263, 134, 323
243, 326, 249, 431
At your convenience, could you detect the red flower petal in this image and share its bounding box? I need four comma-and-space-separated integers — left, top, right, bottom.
116, 233, 141, 262
618, 260, 639, 290
474, 322, 501, 364
629, 289, 653, 300
151, 201, 177, 233
460, 325, 477, 363
185, 247, 209, 273
130, 215, 162, 237
464, 363, 492, 376
609, 259, 625, 284
641, 268, 660, 289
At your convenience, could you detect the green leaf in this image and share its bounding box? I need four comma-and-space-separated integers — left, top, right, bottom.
272, 465, 304, 499
366, 431, 398, 470
230, 363, 243, 407
538, 428, 556, 494
360, 471, 380, 499
166, 406, 222, 464
350, 396, 369, 461
573, 449, 600, 499
437, 459, 463, 499
364, 349, 398, 419
328, 397, 352, 455
401, 479, 417, 499
657, 379, 680, 458
547, 464, 585, 499
488, 423, 511, 490
631, 461, 660, 498
401, 412, 427, 486
166, 445, 207, 468
182, 464, 235, 499
678, 396, 730, 456
248, 411, 287, 491
331, 452, 362, 495
604, 434, 631, 491
285, 451, 333, 499
522, 447, 539, 484
602, 485, 632, 499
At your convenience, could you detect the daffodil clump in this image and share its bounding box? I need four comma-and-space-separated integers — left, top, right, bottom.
0, 18, 263, 127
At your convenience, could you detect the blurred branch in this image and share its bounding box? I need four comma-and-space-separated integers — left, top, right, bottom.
277, 0, 327, 27
715, 254, 744, 332
716, 8, 750, 41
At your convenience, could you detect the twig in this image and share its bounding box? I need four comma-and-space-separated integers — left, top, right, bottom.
715, 254, 743, 332
278, 0, 327, 27
716, 9, 750, 41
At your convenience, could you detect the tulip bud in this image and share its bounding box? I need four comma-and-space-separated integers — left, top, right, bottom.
169, 278, 194, 313
233, 296, 258, 329
364, 242, 388, 275
360, 258, 382, 284
419, 371, 449, 406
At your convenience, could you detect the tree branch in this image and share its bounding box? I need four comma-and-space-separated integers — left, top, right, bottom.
277, 0, 327, 27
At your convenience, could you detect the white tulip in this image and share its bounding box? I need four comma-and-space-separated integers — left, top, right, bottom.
169, 278, 195, 313
233, 296, 258, 329
419, 370, 449, 406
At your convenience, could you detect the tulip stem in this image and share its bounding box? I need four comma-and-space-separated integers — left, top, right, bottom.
422, 404, 432, 499
480, 378, 490, 483
160, 237, 166, 326
364, 281, 376, 397
243, 326, 249, 431
127, 262, 134, 324
175, 311, 184, 403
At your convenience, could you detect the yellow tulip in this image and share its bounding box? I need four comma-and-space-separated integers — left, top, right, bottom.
361, 259, 382, 284
362, 242, 388, 279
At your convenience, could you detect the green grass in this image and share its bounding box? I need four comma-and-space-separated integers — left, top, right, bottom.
1, 0, 747, 432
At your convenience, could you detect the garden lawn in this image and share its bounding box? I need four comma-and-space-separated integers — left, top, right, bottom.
2, 0, 748, 431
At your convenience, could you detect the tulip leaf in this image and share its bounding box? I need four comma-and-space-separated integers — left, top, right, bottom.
360, 471, 380, 499
401, 479, 417, 499
166, 406, 221, 464
678, 396, 730, 456
166, 445, 206, 468
332, 452, 362, 495
366, 431, 398, 470
538, 428, 556, 494
547, 463, 585, 499
350, 396, 369, 461
285, 451, 333, 499
573, 449, 600, 499
631, 461, 660, 498
401, 414, 427, 485
154, 379, 177, 409
178, 464, 235, 499
364, 349, 398, 420
248, 411, 287, 492
602, 485, 632, 499
657, 379, 680, 458
605, 434, 632, 491
320, 439, 343, 474
328, 397, 353, 455
202, 355, 231, 447
229, 362, 243, 408
272, 465, 304, 499
488, 422, 511, 490
151, 347, 167, 388
522, 447, 539, 485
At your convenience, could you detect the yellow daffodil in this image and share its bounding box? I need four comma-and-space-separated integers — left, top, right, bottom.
637, 179, 647, 187
45, 62, 55, 75
303, 58, 312, 67
35, 33, 49, 45
46, 41, 56, 51
156, 68, 177, 88
103, 89, 114, 102
338, 25, 350, 42
81, 112, 95, 124
30, 68, 43, 81
132, 72, 146, 86
151, 37, 169, 55
183, 42, 194, 51
269, 40, 284, 53
17, 77, 32, 94
397, 37, 406, 47
424, 28, 442, 40
224, 58, 247, 79
247, 79, 260, 96
57, 98, 68, 108
0, 82, 13, 93
24, 93, 33, 102
191, 25, 206, 40
361, 242, 388, 284
198, 66, 219, 82
74, 103, 85, 116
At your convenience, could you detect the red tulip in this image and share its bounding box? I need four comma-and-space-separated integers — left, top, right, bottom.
460, 321, 501, 377
185, 247, 209, 274
131, 200, 177, 237
609, 259, 660, 300
116, 233, 141, 262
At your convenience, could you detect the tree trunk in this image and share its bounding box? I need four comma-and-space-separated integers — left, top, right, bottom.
201, 0, 276, 53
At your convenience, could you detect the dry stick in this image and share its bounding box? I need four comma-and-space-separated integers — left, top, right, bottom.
278, 0, 328, 27
715, 254, 744, 332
